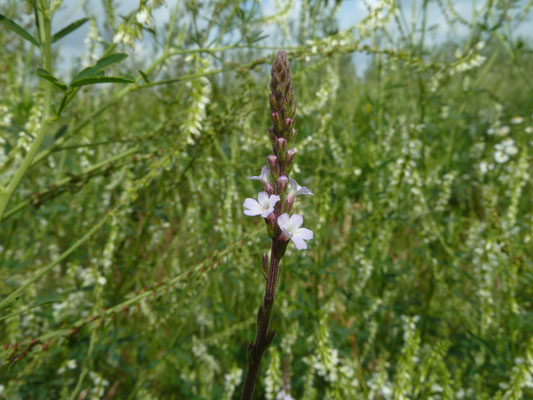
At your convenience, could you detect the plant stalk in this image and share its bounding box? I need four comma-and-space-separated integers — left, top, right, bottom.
241, 237, 282, 400
0, 5, 53, 219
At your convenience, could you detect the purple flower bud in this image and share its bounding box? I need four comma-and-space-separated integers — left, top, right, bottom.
268, 127, 276, 146
267, 155, 279, 178
277, 175, 288, 192
286, 149, 296, 166
284, 195, 295, 213
284, 118, 295, 132
271, 112, 282, 132
276, 138, 287, 157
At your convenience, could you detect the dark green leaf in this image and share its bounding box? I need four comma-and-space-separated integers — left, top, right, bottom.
70, 74, 135, 87
51, 17, 90, 43
73, 53, 129, 81
36, 68, 68, 91
0, 13, 40, 47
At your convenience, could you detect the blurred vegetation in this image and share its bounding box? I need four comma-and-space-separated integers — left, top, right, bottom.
0, 0, 532, 399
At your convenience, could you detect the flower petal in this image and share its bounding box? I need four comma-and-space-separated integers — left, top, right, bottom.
277, 213, 290, 229
244, 209, 262, 216
257, 191, 269, 203
269, 195, 280, 207
247, 175, 262, 181
260, 165, 270, 180
243, 198, 263, 216
295, 227, 313, 240
289, 214, 303, 229
296, 186, 313, 196
261, 207, 275, 218
291, 236, 307, 250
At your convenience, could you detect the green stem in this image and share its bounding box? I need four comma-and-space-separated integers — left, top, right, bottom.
0, 6, 53, 219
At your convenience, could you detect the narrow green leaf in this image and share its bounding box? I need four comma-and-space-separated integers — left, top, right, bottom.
36, 68, 68, 91
31, 294, 63, 308
0, 13, 40, 47
73, 53, 129, 81
51, 17, 90, 43
139, 69, 150, 83
70, 75, 135, 87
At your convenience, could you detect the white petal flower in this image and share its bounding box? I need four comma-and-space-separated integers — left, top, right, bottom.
501, 138, 519, 156
243, 192, 280, 218
248, 165, 272, 185
494, 150, 509, 164
510, 116, 523, 125
496, 126, 510, 136
287, 178, 313, 197
277, 213, 313, 250
505, 145, 518, 156
136, 8, 151, 25
478, 161, 489, 174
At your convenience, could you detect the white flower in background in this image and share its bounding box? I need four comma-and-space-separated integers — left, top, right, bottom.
0, 104, 12, 126
243, 192, 280, 217
494, 138, 518, 163
113, 30, 125, 44
511, 115, 524, 124
525, 126, 533, 134
496, 126, 510, 136
276, 389, 295, 400
478, 161, 489, 174
501, 138, 518, 155
248, 165, 272, 186
277, 213, 313, 250
67, 359, 77, 369
136, 8, 153, 26
287, 178, 313, 198
494, 150, 509, 164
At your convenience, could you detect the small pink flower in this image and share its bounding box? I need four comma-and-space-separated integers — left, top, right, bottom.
243, 192, 280, 218
277, 213, 313, 250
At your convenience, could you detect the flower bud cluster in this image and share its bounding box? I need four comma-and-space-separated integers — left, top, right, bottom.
243, 51, 313, 250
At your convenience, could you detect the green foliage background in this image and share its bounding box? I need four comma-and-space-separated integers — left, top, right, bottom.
0, 0, 532, 399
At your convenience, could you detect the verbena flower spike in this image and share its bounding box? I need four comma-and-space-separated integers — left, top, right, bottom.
240, 51, 313, 399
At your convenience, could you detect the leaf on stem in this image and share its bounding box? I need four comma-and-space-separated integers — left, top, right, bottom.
36, 68, 68, 91
0, 13, 40, 47
70, 75, 135, 87
51, 17, 90, 43
72, 53, 129, 81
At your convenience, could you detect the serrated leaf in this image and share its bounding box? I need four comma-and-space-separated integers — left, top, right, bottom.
0, 13, 40, 47
51, 17, 90, 43
73, 53, 129, 81
31, 294, 63, 308
36, 68, 68, 91
70, 75, 135, 87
